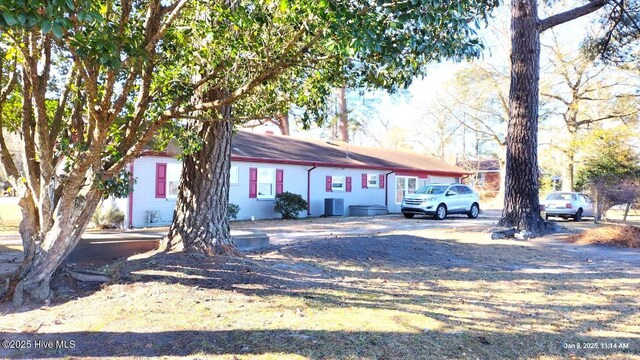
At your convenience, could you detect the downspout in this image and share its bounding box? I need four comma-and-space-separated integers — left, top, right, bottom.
307, 164, 317, 215
128, 163, 134, 228
384, 170, 395, 208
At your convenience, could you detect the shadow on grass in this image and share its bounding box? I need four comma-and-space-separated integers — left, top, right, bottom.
0, 329, 638, 359
1, 234, 639, 358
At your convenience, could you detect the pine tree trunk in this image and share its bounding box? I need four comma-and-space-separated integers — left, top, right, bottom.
499, 0, 546, 234
338, 86, 349, 143
2, 190, 101, 305
163, 114, 241, 256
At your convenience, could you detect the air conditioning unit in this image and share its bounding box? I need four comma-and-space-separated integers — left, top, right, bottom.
324, 198, 344, 216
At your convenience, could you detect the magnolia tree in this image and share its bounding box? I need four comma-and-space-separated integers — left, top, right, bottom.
0, 0, 499, 304
161, 0, 502, 256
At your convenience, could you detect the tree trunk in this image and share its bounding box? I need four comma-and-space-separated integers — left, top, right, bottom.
163, 111, 241, 256
2, 190, 101, 305
561, 147, 575, 192
497, 154, 507, 205
593, 185, 601, 223
622, 202, 631, 222
338, 86, 349, 143
499, 0, 546, 234
277, 114, 290, 136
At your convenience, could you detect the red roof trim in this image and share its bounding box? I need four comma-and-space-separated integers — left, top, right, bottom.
231, 156, 470, 176
139, 151, 471, 176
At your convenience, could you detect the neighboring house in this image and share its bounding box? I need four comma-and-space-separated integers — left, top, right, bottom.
457, 158, 501, 194
0, 131, 24, 186
118, 131, 470, 227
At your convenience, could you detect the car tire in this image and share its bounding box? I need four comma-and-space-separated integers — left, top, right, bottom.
545, 214, 549, 221
467, 203, 479, 219
574, 209, 583, 222
434, 204, 447, 220
403, 213, 415, 219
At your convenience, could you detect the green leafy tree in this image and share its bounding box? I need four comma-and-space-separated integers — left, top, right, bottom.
163, 0, 501, 257
575, 127, 640, 220
0, 0, 499, 304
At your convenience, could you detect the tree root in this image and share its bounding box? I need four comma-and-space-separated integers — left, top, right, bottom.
65, 268, 110, 282
0, 278, 8, 298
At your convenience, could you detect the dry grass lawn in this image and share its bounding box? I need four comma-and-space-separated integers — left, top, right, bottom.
1, 217, 639, 359
569, 225, 640, 248
0, 198, 20, 233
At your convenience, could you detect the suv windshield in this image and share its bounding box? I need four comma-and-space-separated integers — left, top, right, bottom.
546, 193, 575, 201
415, 185, 449, 195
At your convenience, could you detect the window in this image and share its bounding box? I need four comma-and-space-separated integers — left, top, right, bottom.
230, 166, 239, 185
367, 174, 379, 188
257, 168, 275, 199
166, 163, 181, 198
453, 185, 472, 195
332, 176, 345, 191
417, 179, 428, 189
546, 193, 576, 201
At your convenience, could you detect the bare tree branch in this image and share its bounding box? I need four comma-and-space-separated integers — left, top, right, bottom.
539, 0, 609, 32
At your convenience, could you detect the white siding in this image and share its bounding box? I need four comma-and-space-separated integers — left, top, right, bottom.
430, 175, 457, 184
126, 155, 461, 227
131, 156, 181, 227
231, 162, 309, 220
309, 167, 388, 216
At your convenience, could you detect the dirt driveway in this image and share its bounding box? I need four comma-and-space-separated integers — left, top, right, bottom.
1, 213, 639, 359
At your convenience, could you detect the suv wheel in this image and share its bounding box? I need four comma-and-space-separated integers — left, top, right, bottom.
467, 203, 479, 219
403, 213, 415, 219
434, 204, 447, 220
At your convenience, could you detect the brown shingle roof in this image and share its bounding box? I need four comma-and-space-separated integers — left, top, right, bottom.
231, 131, 469, 175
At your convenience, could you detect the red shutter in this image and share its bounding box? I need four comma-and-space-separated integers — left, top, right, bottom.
379, 174, 385, 189
326, 176, 333, 192
276, 169, 284, 195
346, 176, 352, 192
362, 173, 368, 189
249, 167, 258, 198
155, 163, 166, 198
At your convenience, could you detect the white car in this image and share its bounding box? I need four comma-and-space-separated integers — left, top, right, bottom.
541, 191, 594, 221
401, 184, 481, 220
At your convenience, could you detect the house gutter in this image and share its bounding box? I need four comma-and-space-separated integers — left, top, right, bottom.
307, 164, 317, 215
384, 170, 395, 208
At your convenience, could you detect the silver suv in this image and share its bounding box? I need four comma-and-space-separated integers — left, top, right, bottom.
401, 184, 481, 220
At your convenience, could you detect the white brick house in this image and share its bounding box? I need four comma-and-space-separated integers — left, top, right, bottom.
118, 131, 470, 227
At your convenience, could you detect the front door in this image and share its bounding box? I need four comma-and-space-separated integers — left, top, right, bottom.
395, 176, 418, 204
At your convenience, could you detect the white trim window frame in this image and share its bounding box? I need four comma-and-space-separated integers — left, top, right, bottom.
230, 165, 239, 185
367, 174, 379, 188
257, 168, 276, 199
166, 163, 181, 199
331, 175, 345, 192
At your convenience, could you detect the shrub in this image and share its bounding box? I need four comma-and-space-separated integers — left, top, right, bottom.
92, 205, 125, 229
228, 203, 240, 220
274, 192, 307, 219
